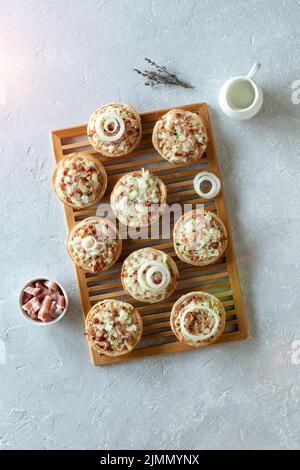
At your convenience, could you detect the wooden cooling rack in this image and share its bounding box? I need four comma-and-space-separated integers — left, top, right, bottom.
51, 102, 249, 365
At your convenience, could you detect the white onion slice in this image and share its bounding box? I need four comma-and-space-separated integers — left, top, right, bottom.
137, 261, 171, 292
137, 264, 150, 291
193, 172, 221, 199
180, 304, 220, 342
95, 112, 125, 142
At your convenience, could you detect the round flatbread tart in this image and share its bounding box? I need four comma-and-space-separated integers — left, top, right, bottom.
170, 292, 226, 347
152, 108, 208, 164
87, 102, 142, 157
110, 169, 167, 227
85, 299, 143, 356
173, 209, 227, 266
67, 217, 122, 273
121, 248, 179, 303
52, 152, 107, 209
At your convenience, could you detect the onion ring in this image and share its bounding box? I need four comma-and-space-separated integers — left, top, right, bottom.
193, 172, 221, 199
137, 261, 171, 291
180, 304, 220, 342
95, 112, 125, 142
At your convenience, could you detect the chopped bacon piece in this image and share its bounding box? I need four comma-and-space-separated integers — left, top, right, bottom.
25, 308, 38, 320
38, 298, 65, 322
38, 296, 54, 322
35, 280, 46, 287
47, 306, 60, 319
24, 286, 41, 296
41, 295, 52, 311
54, 306, 64, 318
38, 308, 53, 322
44, 280, 59, 292
56, 295, 65, 309
22, 298, 41, 313
22, 298, 41, 320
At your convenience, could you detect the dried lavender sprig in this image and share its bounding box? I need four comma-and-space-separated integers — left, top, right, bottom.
146, 57, 195, 88
134, 58, 195, 89
144, 58, 177, 79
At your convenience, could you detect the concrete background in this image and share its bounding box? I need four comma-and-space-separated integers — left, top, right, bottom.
1, 0, 300, 450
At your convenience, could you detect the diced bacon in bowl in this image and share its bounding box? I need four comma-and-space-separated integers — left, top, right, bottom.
19, 278, 68, 325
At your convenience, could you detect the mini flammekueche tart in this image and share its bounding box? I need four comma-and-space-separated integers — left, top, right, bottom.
52, 152, 107, 209
170, 291, 226, 348
87, 102, 142, 157
67, 217, 122, 273
152, 108, 208, 164
110, 169, 167, 227
173, 209, 227, 266
85, 299, 143, 356
121, 248, 179, 303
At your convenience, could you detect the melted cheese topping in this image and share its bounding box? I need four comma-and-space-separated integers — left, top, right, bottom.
173, 294, 223, 343
174, 211, 226, 264
155, 110, 208, 163
55, 155, 104, 208
111, 170, 165, 226
122, 249, 175, 302
88, 104, 140, 155
86, 300, 141, 353
68, 219, 120, 272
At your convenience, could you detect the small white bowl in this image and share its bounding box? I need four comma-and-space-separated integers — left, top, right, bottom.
19, 277, 68, 326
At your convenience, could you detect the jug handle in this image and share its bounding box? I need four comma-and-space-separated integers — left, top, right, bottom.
247, 63, 261, 79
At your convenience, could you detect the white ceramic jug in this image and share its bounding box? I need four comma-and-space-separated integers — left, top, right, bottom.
219, 63, 263, 120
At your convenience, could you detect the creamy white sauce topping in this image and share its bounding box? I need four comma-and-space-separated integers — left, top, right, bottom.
87, 300, 140, 353
123, 249, 173, 301
175, 211, 225, 263
88, 104, 140, 154
56, 156, 102, 207
111, 169, 164, 226
174, 296, 222, 343
156, 110, 207, 163
69, 220, 119, 272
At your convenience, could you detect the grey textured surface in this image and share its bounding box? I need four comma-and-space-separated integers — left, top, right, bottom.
1, 0, 300, 450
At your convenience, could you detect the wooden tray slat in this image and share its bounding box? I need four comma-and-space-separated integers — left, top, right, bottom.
87, 270, 229, 293
51, 102, 248, 365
